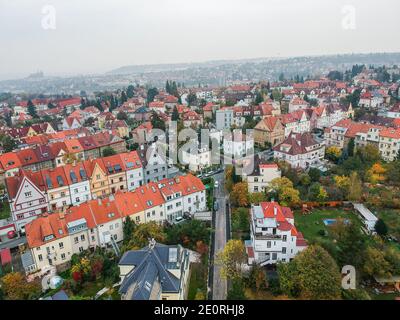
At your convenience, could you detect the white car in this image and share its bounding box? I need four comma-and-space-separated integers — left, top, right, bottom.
214, 181, 219, 188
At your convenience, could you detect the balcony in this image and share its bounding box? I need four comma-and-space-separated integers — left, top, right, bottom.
254, 233, 281, 240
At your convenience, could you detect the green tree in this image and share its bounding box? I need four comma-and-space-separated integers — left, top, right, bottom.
120, 91, 128, 104
348, 171, 362, 201
123, 222, 166, 251
187, 92, 197, 106
164, 220, 210, 250
116, 111, 128, 121
331, 220, 367, 270
277, 245, 342, 300
123, 216, 136, 244
255, 91, 263, 104
270, 177, 300, 206
0, 134, 17, 152
27, 100, 37, 118
375, 219, 388, 237
126, 85, 135, 99
102, 147, 117, 157
171, 106, 179, 121
0, 272, 41, 300
150, 111, 166, 131
347, 138, 355, 157
308, 183, 328, 201
217, 239, 246, 280
227, 279, 246, 300
146, 87, 159, 104
363, 246, 391, 278
308, 168, 321, 182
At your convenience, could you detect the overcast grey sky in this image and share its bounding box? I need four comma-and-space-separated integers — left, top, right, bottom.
1, 0, 399, 79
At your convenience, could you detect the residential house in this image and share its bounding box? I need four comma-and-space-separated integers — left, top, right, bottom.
42, 167, 71, 212
288, 97, 309, 113
245, 201, 307, 265
246, 162, 282, 193
273, 132, 325, 169
63, 162, 92, 206
6, 170, 48, 231
119, 242, 190, 300
83, 158, 110, 199
254, 117, 285, 147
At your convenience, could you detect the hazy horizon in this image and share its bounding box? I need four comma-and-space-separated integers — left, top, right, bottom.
1, 0, 400, 80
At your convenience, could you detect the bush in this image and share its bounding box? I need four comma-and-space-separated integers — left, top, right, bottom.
318, 229, 326, 237
268, 277, 282, 296
342, 289, 371, 300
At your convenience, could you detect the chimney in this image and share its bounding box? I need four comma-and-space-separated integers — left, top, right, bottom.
274, 206, 277, 216
59, 209, 65, 220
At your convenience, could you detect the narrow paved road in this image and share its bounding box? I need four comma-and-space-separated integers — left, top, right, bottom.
212, 173, 228, 300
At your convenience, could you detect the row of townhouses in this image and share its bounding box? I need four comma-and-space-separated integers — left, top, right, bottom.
325, 119, 400, 161
0, 131, 127, 184
23, 173, 206, 273
254, 103, 354, 147
5, 151, 143, 231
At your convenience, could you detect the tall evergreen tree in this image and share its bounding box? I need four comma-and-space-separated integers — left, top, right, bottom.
171, 106, 179, 121
27, 100, 37, 118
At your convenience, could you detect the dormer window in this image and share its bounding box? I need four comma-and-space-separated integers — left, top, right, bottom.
43, 234, 54, 242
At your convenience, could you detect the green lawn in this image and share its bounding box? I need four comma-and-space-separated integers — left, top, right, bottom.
293, 208, 363, 243
187, 256, 208, 300
375, 209, 400, 240
232, 207, 250, 241
0, 201, 10, 220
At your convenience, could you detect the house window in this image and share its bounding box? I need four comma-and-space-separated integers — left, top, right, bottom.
283, 235, 287, 242
25, 192, 32, 198
59, 242, 64, 249
38, 254, 43, 261
81, 235, 85, 241
74, 237, 79, 244
267, 241, 271, 248
79, 247, 84, 252
61, 253, 66, 260
282, 247, 286, 254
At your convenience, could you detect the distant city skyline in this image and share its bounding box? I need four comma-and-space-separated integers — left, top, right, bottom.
1, 0, 400, 80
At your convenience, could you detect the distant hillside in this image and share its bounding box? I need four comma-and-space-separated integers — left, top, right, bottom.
107, 52, 400, 75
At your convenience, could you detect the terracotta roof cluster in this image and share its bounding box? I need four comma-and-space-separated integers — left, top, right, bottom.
0, 131, 124, 172
5, 151, 142, 197
5, 123, 54, 139
325, 119, 384, 138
